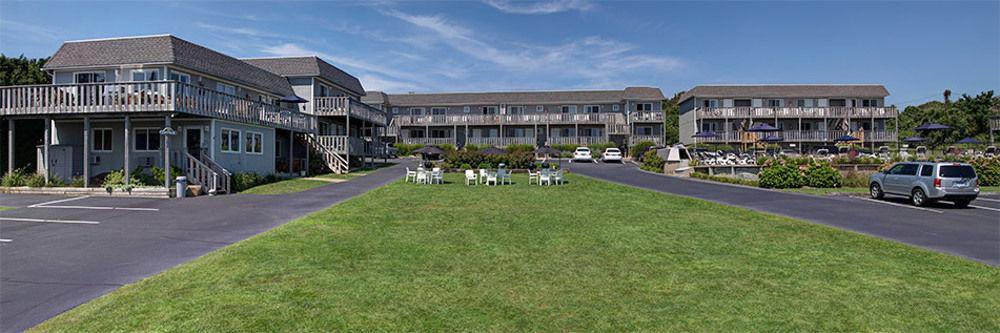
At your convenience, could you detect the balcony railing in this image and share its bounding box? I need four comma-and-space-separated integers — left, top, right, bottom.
695, 106, 897, 119
315, 135, 385, 156
0, 81, 316, 132
630, 111, 664, 122
313, 97, 387, 126
991, 116, 1000, 131
629, 135, 665, 146
401, 137, 455, 146
695, 130, 898, 143
393, 112, 626, 126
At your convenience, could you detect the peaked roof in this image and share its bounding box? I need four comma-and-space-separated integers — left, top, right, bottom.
679, 84, 890, 103
243, 56, 365, 96
43, 35, 294, 96
362, 87, 665, 106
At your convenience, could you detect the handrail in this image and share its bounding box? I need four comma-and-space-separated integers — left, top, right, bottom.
302, 133, 348, 174
313, 97, 387, 125
392, 112, 627, 126
694, 106, 898, 119
199, 151, 231, 194
184, 151, 219, 194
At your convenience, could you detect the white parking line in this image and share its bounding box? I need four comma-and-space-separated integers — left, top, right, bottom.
0, 217, 100, 225
28, 196, 89, 207
855, 197, 943, 214
969, 205, 1000, 213
0, 239, 11, 243
975, 197, 1000, 203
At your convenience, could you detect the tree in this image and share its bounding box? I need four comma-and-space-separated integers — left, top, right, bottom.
0, 54, 50, 175
897, 90, 999, 147
662, 91, 683, 145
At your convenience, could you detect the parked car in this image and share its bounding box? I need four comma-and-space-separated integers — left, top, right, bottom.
570, 147, 594, 163
601, 148, 623, 163
869, 162, 979, 207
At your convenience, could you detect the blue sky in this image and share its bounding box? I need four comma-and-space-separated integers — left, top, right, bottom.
1, 0, 997, 106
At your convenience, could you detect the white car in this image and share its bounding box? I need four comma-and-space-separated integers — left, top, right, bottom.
601, 148, 623, 162
571, 147, 594, 163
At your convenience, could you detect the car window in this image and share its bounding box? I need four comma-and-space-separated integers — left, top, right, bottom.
919, 165, 934, 177
939, 165, 976, 178
887, 164, 905, 175
899, 164, 919, 176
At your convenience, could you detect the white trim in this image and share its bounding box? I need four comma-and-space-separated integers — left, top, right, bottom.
132, 127, 161, 152
90, 128, 113, 152
72, 71, 107, 84
219, 127, 242, 153
245, 131, 264, 155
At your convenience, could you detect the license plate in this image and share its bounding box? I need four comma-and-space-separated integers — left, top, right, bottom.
956, 181, 969, 188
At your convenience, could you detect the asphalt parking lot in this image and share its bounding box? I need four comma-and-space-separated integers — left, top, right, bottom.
569, 162, 1000, 266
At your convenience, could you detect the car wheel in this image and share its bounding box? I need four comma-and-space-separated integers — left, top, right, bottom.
953, 199, 971, 208
869, 183, 884, 199
911, 188, 927, 207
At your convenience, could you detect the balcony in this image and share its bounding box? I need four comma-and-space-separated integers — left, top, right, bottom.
991, 116, 1000, 131
695, 106, 897, 119
695, 130, 897, 143
393, 112, 626, 126
630, 111, 664, 123
0, 81, 315, 132
629, 135, 665, 146
313, 97, 387, 126
315, 135, 384, 156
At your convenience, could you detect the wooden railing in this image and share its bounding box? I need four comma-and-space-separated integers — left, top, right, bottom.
184, 151, 220, 195
991, 116, 1000, 131
547, 136, 609, 145
695, 130, 898, 143
313, 97, 387, 126
629, 135, 664, 146
393, 112, 626, 126
199, 151, 231, 194
401, 137, 455, 146
631, 111, 664, 122
0, 81, 316, 132
694, 106, 898, 119
302, 134, 348, 174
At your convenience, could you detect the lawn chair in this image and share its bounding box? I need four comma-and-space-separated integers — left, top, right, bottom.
432, 168, 444, 184
527, 170, 539, 185
415, 170, 429, 184
479, 169, 489, 184
539, 169, 552, 186
405, 167, 417, 183
486, 171, 499, 186
500, 169, 512, 185
465, 170, 478, 185
553, 170, 564, 185
986, 146, 997, 158
878, 146, 890, 159
916, 146, 927, 158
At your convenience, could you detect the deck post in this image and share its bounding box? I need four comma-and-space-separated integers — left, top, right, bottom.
124, 115, 130, 186
288, 130, 294, 175
163, 115, 171, 189
83, 117, 90, 188
6, 119, 13, 174
304, 133, 310, 176
43, 118, 50, 185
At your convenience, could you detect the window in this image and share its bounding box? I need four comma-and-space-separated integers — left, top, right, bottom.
431, 107, 447, 115
409, 107, 425, 115
482, 106, 498, 114
701, 123, 718, 132
430, 129, 449, 138
318, 84, 330, 97
802, 122, 813, 130
939, 165, 976, 178
220, 128, 241, 153
216, 83, 236, 95
245, 132, 263, 154
132, 128, 161, 152
92, 128, 112, 152
258, 95, 275, 105
892, 164, 918, 175
767, 99, 782, 107
920, 164, 934, 177
409, 129, 425, 138
734, 99, 752, 107
636, 126, 653, 135
131, 69, 160, 82
169, 71, 190, 84
636, 103, 653, 111
829, 99, 847, 107
508, 106, 525, 114
392, 107, 399, 114
536, 105, 545, 112
464, 106, 471, 113
702, 99, 719, 108
584, 105, 600, 113
612, 104, 620, 111
862, 99, 879, 107
74, 72, 106, 84
560, 105, 577, 113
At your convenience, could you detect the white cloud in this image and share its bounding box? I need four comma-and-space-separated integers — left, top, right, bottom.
1, 20, 63, 41
260, 43, 430, 92
483, 0, 592, 15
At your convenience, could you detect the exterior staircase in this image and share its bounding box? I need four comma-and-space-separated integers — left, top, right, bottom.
300, 133, 350, 174
183, 151, 231, 195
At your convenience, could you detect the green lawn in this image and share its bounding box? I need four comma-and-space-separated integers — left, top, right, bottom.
31, 174, 999, 332
239, 178, 330, 195
0, 206, 13, 212
782, 187, 869, 196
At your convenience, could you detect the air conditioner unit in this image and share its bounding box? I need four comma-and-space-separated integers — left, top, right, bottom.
90, 155, 101, 165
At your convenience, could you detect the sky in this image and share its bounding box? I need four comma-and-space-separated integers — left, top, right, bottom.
1, 0, 997, 107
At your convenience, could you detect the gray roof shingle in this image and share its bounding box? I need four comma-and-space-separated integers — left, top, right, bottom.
43, 35, 294, 96
363, 87, 664, 106
243, 56, 366, 96
679, 84, 890, 103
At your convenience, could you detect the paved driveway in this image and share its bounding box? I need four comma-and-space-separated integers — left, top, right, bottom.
568, 162, 999, 266
0, 163, 407, 333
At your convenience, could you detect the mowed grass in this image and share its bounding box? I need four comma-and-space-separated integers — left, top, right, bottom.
239, 178, 329, 195
32, 174, 999, 332
0, 206, 13, 211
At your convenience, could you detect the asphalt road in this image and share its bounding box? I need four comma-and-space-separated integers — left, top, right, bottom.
568, 162, 1000, 266
0, 163, 408, 333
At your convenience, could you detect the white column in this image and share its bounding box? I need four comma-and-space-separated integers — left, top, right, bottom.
124, 116, 131, 186
83, 117, 90, 188
6, 119, 13, 174
288, 130, 294, 175
43, 118, 50, 185
163, 115, 171, 188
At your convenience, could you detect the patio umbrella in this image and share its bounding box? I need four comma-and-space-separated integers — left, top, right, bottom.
534, 146, 562, 168
280, 94, 309, 103
833, 134, 860, 142
956, 137, 981, 144
746, 123, 780, 132
692, 131, 718, 138
903, 136, 924, 143
914, 123, 951, 131
480, 147, 508, 155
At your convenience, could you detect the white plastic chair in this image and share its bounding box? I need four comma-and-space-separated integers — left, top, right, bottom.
553, 170, 564, 185
527, 170, 539, 185
500, 169, 512, 185
465, 170, 477, 185
539, 169, 552, 186
405, 167, 417, 183
486, 171, 499, 186
432, 169, 444, 184
479, 169, 488, 184
415, 170, 429, 184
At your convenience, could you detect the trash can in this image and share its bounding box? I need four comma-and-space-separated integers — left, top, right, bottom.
175, 176, 187, 198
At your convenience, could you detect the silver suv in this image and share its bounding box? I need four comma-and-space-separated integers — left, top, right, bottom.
869, 162, 979, 207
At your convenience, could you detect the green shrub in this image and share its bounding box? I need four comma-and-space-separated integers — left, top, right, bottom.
969, 158, 1000, 186
69, 176, 86, 188
392, 143, 425, 156
552, 144, 578, 152
232, 172, 263, 192
843, 171, 872, 188
464, 144, 488, 152
460, 163, 472, 170
587, 143, 617, 155
438, 144, 457, 154
640, 151, 664, 172
103, 169, 143, 192
506, 144, 534, 154
476, 161, 493, 169
25, 173, 47, 187
1, 168, 28, 187
691, 171, 760, 187
629, 141, 655, 158
150, 166, 184, 185
804, 163, 842, 188
759, 161, 803, 189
